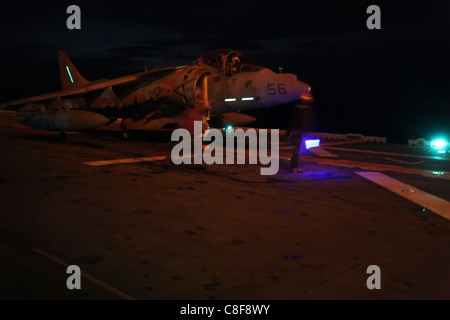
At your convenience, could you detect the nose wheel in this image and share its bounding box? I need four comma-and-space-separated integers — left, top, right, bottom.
202, 110, 211, 132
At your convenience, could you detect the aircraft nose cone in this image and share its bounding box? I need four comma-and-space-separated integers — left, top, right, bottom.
298, 83, 314, 103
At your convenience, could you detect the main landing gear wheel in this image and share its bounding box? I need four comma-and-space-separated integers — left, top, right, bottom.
122, 129, 134, 140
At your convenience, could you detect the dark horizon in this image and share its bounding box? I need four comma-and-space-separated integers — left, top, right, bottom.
0, 0, 448, 143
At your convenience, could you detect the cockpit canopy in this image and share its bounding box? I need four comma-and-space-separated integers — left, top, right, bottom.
194, 49, 263, 75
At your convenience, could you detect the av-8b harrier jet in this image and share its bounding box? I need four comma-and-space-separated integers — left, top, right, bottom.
0, 49, 313, 138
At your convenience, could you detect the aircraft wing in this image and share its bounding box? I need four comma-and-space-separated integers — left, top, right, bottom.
0, 51, 184, 134
0, 67, 177, 110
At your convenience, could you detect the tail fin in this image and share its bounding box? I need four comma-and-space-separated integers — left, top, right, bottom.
58, 51, 89, 89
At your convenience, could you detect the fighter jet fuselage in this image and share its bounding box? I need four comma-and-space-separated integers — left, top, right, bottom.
0, 49, 313, 136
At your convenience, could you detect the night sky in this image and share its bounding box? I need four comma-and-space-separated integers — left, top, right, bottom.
0, 0, 448, 142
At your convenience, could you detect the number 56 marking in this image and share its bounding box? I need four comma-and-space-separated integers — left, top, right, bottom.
267, 83, 287, 95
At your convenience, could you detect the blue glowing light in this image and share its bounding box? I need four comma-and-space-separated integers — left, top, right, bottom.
437, 150, 446, 154
305, 139, 320, 149
66, 66, 74, 83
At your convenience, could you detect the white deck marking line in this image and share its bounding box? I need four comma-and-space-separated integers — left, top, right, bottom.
308, 147, 340, 158
292, 156, 450, 180
320, 140, 372, 146
385, 157, 425, 165
323, 146, 450, 161
84, 153, 450, 180
355, 171, 450, 221
32, 248, 135, 300
82, 145, 216, 166
82, 144, 260, 167
83, 156, 167, 166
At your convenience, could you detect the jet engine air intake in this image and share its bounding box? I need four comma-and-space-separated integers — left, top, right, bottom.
178, 68, 211, 110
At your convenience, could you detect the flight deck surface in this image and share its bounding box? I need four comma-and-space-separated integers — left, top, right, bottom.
0, 113, 449, 300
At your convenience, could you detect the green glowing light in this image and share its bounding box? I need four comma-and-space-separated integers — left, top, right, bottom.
66, 66, 74, 83
430, 139, 447, 149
